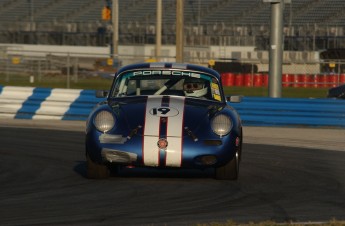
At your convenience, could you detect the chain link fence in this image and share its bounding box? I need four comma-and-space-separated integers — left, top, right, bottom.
1, 47, 345, 89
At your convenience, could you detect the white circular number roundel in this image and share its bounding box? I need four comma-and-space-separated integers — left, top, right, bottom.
149, 107, 179, 117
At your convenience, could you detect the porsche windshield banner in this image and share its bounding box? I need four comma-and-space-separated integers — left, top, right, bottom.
142, 96, 185, 167
133, 70, 201, 77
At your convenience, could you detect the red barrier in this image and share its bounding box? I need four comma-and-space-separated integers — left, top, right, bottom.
221, 73, 235, 86
319, 74, 328, 88
223, 73, 344, 88
254, 74, 263, 87
282, 74, 293, 87
311, 74, 319, 88
340, 74, 345, 84
328, 74, 338, 88
235, 74, 244, 86
244, 74, 253, 87
301, 74, 312, 88
292, 75, 301, 87
263, 74, 269, 87
299, 75, 305, 88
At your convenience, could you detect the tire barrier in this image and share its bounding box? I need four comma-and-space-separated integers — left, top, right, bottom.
0, 86, 344, 128
222, 73, 345, 88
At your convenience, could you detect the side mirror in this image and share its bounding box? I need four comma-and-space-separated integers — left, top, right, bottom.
226, 95, 242, 103
96, 90, 109, 98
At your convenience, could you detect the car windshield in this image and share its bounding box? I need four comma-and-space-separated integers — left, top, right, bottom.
110, 69, 222, 102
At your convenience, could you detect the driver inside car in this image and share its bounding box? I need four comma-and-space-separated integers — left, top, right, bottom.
183, 77, 208, 98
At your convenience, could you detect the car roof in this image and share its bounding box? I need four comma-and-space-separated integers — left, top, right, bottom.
116, 62, 221, 80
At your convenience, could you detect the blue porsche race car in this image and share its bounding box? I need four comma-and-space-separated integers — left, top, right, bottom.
85, 62, 243, 180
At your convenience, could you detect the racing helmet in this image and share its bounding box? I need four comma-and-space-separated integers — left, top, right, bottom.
183, 77, 208, 97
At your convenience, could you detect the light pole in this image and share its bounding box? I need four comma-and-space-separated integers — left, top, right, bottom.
263, 0, 290, 97
111, 0, 119, 58
28, 0, 34, 31
176, 0, 184, 63
155, 0, 162, 61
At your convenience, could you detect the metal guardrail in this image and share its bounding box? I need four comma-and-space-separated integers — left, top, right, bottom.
0, 86, 344, 128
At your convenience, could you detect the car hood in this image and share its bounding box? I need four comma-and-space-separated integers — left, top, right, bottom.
108, 96, 225, 137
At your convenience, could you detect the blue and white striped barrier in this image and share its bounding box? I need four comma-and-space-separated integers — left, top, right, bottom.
229, 97, 345, 127
0, 86, 100, 120
0, 86, 344, 128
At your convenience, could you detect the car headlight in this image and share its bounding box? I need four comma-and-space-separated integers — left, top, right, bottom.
94, 111, 115, 132
211, 114, 232, 137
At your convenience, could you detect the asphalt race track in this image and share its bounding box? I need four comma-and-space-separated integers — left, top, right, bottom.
0, 120, 344, 226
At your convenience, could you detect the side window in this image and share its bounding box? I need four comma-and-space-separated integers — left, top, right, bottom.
126, 80, 137, 95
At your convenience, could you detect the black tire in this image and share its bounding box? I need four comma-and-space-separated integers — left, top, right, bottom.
215, 150, 239, 180
215, 132, 242, 180
86, 154, 110, 179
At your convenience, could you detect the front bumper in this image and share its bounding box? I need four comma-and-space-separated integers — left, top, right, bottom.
86, 130, 239, 169
102, 148, 138, 163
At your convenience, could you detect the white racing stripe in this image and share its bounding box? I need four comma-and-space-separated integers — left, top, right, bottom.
143, 96, 162, 166
165, 96, 185, 167
142, 96, 185, 167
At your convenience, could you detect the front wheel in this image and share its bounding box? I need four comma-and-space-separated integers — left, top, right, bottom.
215, 151, 239, 180
86, 154, 110, 179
